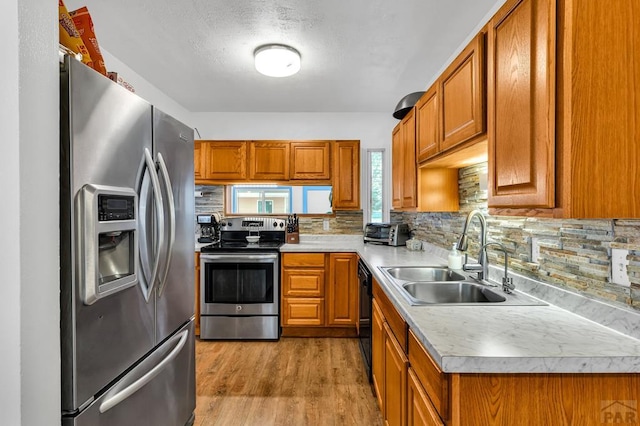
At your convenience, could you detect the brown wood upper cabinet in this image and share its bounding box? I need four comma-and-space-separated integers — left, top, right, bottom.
194, 140, 205, 180
415, 33, 486, 164
332, 140, 361, 210
440, 33, 486, 152
201, 141, 248, 181
488, 0, 639, 218
290, 141, 331, 180
249, 141, 290, 181
487, 0, 555, 210
415, 84, 439, 162
392, 108, 417, 210
196, 141, 360, 209
391, 123, 404, 209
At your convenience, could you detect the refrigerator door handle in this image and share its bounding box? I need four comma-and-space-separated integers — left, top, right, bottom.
98, 328, 189, 413
156, 152, 176, 296
138, 148, 165, 302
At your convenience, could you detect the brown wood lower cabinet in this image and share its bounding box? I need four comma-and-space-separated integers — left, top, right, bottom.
282, 297, 324, 326
372, 282, 409, 426
374, 280, 640, 425
281, 252, 358, 336
372, 298, 386, 415
384, 322, 408, 426
407, 368, 443, 426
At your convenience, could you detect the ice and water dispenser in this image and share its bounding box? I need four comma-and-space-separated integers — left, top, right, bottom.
78, 184, 139, 305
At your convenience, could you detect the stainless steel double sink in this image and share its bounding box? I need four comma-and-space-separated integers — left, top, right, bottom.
378, 266, 545, 306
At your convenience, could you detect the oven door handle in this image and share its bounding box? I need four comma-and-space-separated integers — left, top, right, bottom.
201, 254, 278, 262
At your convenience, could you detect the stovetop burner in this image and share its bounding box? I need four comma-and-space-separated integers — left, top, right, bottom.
200, 240, 284, 252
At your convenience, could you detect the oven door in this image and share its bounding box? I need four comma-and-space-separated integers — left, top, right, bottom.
200, 253, 279, 316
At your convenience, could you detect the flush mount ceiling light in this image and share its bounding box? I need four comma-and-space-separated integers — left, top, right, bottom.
254, 44, 301, 77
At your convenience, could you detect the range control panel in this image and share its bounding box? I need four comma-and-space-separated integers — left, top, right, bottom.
219, 217, 286, 231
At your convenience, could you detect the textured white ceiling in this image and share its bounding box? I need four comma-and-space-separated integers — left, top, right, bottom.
64, 0, 503, 113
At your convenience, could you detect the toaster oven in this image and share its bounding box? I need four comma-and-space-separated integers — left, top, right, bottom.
363, 223, 410, 246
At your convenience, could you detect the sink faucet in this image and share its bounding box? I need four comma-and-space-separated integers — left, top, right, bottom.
481, 242, 515, 294
456, 210, 488, 281
455, 210, 515, 293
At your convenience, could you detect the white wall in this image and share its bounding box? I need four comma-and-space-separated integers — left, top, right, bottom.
1, 1, 22, 424
101, 49, 194, 127
1, 0, 60, 424
191, 111, 397, 219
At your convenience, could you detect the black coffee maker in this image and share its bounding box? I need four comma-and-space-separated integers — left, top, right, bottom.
197, 214, 219, 243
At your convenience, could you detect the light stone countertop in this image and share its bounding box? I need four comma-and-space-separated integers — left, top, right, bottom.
280, 235, 640, 374
195, 241, 210, 252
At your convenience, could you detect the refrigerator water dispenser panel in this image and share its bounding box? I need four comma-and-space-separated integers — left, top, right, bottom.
79, 184, 139, 305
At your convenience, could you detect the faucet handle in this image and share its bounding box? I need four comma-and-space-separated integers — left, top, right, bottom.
502, 277, 515, 294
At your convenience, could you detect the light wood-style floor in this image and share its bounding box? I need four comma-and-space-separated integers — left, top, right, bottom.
194, 337, 383, 426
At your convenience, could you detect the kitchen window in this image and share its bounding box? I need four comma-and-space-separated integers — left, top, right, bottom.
227, 185, 333, 215
231, 186, 292, 214
366, 149, 386, 223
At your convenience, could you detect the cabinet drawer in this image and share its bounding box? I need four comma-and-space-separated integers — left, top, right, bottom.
282, 269, 325, 297
282, 298, 324, 326
373, 279, 408, 352
282, 253, 326, 267
408, 330, 449, 421
408, 367, 444, 426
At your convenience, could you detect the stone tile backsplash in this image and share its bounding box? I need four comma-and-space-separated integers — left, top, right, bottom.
393, 162, 640, 310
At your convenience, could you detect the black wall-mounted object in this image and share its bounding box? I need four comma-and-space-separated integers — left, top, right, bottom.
392, 91, 425, 120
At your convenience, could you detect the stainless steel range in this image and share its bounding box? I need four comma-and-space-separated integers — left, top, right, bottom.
199, 217, 286, 340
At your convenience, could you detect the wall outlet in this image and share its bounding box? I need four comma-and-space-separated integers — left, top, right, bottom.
323, 218, 330, 231
531, 237, 541, 263
611, 248, 631, 287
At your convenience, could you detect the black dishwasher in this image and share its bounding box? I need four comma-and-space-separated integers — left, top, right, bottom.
358, 259, 373, 382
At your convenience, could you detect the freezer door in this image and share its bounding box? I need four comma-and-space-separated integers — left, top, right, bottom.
60, 57, 156, 412
63, 320, 196, 426
152, 108, 195, 343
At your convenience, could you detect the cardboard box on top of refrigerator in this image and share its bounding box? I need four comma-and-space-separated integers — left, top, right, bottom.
69, 6, 108, 76
58, 0, 93, 68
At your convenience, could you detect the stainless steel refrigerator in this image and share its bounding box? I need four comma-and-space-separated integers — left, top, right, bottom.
60, 55, 196, 426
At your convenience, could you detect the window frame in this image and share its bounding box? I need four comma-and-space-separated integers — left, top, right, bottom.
365, 148, 387, 224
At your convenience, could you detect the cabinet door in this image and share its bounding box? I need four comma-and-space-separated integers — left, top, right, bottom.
249, 141, 290, 180
487, 0, 555, 208
416, 85, 440, 162
372, 299, 385, 414
408, 368, 444, 426
290, 141, 331, 180
327, 253, 358, 326
332, 140, 360, 210
402, 109, 417, 208
391, 123, 404, 209
204, 141, 247, 180
384, 322, 407, 426
194, 141, 205, 180
440, 33, 486, 151
282, 298, 324, 326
